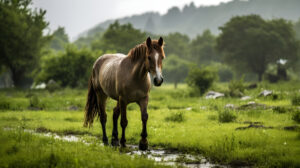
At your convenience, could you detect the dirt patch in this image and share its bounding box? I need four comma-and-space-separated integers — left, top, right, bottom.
236, 124, 273, 130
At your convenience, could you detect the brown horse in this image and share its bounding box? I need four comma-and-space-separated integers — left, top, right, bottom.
84, 37, 165, 150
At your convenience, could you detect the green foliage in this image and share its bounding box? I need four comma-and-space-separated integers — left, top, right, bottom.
218, 110, 237, 123
164, 32, 190, 59
0, 99, 10, 110
49, 27, 69, 51
292, 110, 300, 123
186, 66, 217, 95
165, 112, 185, 122
190, 30, 219, 64
92, 21, 147, 53
0, 0, 49, 87
291, 94, 300, 106
228, 77, 245, 97
29, 95, 43, 109
163, 55, 191, 88
36, 46, 97, 88
217, 15, 299, 81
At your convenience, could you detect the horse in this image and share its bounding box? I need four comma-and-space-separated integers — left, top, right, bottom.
84, 37, 165, 150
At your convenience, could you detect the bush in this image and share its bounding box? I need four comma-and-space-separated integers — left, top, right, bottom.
0, 99, 10, 110
36, 46, 98, 88
28, 95, 44, 110
292, 110, 300, 123
218, 110, 237, 123
291, 95, 300, 106
165, 112, 185, 122
228, 77, 245, 97
186, 66, 217, 96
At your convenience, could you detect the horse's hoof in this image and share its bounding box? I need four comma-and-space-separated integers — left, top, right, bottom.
139, 139, 148, 151
103, 137, 109, 146
111, 138, 120, 146
120, 139, 126, 147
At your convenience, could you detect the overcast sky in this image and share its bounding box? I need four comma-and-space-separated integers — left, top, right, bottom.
32, 0, 232, 40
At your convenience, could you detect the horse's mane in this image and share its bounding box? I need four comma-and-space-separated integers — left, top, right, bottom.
128, 43, 147, 62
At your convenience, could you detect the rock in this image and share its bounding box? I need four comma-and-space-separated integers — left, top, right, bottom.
185, 107, 192, 111
205, 91, 225, 99
237, 101, 268, 110
31, 83, 46, 89
224, 104, 235, 109
259, 90, 273, 97
247, 83, 257, 89
68, 105, 79, 111
241, 96, 251, 100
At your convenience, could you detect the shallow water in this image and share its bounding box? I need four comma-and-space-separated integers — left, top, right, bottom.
3, 127, 226, 168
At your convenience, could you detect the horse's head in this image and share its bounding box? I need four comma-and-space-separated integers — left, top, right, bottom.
145, 37, 165, 87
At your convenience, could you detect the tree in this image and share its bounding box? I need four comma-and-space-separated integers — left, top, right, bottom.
49, 27, 69, 51
36, 46, 98, 88
217, 15, 298, 81
0, 0, 49, 87
190, 30, 219, 64
163, 55, 191, 88
164, 32, 190, 59
91, 21, 147, 54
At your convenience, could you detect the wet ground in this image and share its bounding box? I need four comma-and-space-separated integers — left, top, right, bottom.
3, 127, 226, 168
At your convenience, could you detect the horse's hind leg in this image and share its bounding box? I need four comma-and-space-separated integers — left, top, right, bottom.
111, 102, 120, 146
95, 88, 108, 145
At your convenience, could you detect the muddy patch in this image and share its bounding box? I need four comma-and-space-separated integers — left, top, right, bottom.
3, 127, 227, 168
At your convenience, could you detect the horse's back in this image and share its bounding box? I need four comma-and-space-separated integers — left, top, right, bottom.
92, 53, 126, 100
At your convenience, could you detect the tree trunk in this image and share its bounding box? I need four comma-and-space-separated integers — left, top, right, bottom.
258, 73, 263, 82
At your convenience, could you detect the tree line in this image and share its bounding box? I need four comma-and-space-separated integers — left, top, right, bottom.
1, 0, 300, 88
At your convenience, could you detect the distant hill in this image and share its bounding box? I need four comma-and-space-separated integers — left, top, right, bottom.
77, 0, 300, 39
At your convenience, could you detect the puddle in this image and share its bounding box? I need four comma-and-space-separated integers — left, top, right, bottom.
3, 127, 226, 168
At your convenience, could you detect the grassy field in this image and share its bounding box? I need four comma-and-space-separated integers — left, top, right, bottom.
0, 82, 300, 167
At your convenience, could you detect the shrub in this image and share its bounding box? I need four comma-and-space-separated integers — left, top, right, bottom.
186, 66, 217, 96
36, 46, 98, 88
218, 110, 237, 123
292, 110, 300, 123
228, 77, 245, 97
29, 95, 43, 109
0, 99, 10, 110
291, 95, 300, 106
165, 112, 185, 122
273, 106, 288, 113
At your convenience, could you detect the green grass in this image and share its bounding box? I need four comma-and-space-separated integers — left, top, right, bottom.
0, 82, 300, 167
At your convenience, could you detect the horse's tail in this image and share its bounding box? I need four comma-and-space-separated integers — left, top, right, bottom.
83, 75, 98, 127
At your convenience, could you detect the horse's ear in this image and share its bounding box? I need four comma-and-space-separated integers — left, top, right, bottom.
146, 37, 152, 48
158, 37, 163, 46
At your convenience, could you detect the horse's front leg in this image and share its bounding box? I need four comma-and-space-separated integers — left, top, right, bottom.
119, 97, 128, 147
138, 96, 148, 151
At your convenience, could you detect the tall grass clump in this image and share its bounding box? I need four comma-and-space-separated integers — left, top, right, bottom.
165, 112, 185, 122
0, 99, 10, 110
291, 95, 300, 106
218, 110, 237, 123
228, 77, 245, 97
292, 110, 300, 123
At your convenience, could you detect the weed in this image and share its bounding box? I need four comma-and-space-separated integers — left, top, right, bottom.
291, 95, 300, 106
218, 110, 237, 123
273, 106, 288, 113
0, 99, 10, 110
165, 112, 185, 122
292, 110, 300, 123
228, 77, 245, 97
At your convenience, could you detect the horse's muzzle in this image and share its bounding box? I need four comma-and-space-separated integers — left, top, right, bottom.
154, 77, 163, 87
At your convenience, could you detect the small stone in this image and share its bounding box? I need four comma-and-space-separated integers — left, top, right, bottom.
68, 105, 79, 111
259, 90, 273, 97
205, 91, 225, 99
241, 96, 251, 100
225, 104, 235, 109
